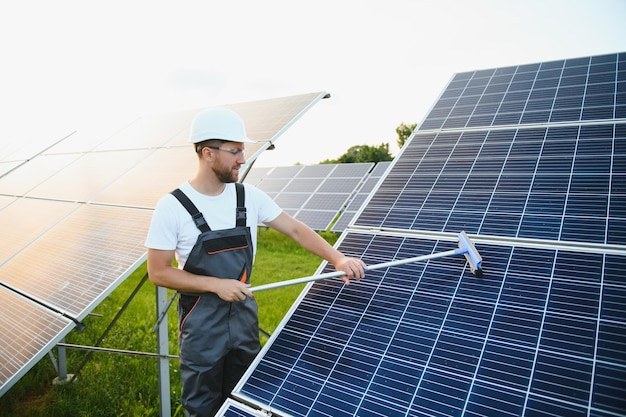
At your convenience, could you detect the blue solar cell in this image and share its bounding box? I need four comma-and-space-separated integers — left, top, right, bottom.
561, 216, 607, 243
607, 219, 626, 245
592, 363, 626, 415
465, 381, 526, 417
603, 254, 626, 283
597, 321, 626, 368
218, 404, 259, 417
411, 369, 471, 417
525, 395, 588, 416
532, 351, 593, 406
525, 193, 566, 214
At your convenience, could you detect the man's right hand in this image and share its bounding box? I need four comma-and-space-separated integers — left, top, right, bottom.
213, 278, 253, 302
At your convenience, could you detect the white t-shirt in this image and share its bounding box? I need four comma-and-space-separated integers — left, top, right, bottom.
145, 181, 282, 268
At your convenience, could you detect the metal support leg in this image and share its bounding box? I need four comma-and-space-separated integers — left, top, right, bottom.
156, 286, 172, 417
52, 338, 75, 385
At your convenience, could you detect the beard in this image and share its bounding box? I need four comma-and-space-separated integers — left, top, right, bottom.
212, 160, 239, 183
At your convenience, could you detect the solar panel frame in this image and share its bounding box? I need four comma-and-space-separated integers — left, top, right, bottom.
215, 398, 272, 417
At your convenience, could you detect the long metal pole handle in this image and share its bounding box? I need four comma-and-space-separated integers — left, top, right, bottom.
249, 249, 459, 293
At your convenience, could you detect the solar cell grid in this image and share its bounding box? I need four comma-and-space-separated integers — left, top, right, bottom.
26, 150, 153, 203
421, 53, 626, 130
241, 166, 272, 186
353, 124, 626, 246
249, 163, 375, 231
0, 199, 77, 262
0, 290, 72, 392
91, 110, 194, 152
91, 147, 198, 208
282, 178, 320, 193
265, 165, 304, 178
297, 164, 335, 177
0, 153, 81, 197
292, 210, 337, 231
0, 204, 152, 318
227, 52, 626, 417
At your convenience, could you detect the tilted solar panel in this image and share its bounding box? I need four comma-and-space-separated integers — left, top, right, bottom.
234, 232, 626, 416
354, 124, 626, 246
251, 163, 374, 231
420, 52, 625, 131
0, 92, 330, 397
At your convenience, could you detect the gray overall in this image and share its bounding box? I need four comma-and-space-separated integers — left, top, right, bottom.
171, 184, 259, 417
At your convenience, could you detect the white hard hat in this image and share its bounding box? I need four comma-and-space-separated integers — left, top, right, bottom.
189, 108, 255, 144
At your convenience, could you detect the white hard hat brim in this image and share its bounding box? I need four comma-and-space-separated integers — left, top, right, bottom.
189, 133, 257, 144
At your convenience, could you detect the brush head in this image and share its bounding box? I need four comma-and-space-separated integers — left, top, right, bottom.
457, 231, 483, 276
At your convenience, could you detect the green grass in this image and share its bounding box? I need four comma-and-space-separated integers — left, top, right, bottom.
0, 229, 338, 417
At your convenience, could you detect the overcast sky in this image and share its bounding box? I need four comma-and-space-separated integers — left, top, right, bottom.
1, 0, 625, 167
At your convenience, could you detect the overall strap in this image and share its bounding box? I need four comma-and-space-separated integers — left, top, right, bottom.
170, 188, 211, 233
170, 184, 246, 232
235, 182, 247, 227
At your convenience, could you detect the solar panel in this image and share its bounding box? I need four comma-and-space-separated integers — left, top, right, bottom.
420, 53, 624, 131
250, 163, 374, 231
234, 232, 626, 416
354, 124, 625, 246
0, 91, 329, 397
1, 130, 75, 163
229, 52, 626, 416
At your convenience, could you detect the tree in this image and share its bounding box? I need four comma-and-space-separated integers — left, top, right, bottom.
320, 143, 393, 164
319, 122, 417, 164
396, 122, 417, 149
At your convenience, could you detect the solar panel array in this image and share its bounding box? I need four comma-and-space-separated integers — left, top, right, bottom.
224, 53, 626, 416
0, 92, 329, 397
246, 162, 378, 231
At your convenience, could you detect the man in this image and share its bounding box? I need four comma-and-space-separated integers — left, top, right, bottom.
145, 107, 366, 417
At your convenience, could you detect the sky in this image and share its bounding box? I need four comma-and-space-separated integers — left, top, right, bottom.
1, 0, 625, 167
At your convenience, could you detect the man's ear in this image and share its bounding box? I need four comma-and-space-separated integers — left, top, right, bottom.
200, 146, 214, 160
